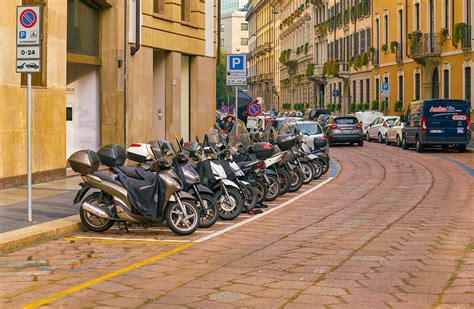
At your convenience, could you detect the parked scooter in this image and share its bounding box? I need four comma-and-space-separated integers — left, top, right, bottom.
68, 144, 200, 236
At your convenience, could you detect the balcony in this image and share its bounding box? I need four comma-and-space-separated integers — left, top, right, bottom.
262, 73, 273, 82
254, 42, 271, 56
410, 33, 442, 63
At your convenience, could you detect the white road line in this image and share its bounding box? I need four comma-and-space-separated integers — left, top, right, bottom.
193, 177, 334, 243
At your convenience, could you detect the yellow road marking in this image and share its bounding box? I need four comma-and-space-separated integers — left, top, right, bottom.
23, 243, 193, 309
63, 237, 186, 245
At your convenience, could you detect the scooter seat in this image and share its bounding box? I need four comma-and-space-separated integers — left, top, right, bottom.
92, 171, 123, 187
238, 161, 259, 172
117, 166, 144, 180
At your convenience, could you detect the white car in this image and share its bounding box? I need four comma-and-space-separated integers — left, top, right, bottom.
385, 118, 404, 147
355, 111, 384, 136
366, 116, 400, 143
295, 121, 325, 151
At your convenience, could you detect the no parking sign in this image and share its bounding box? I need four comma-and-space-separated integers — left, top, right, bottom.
247, 102, 262, 117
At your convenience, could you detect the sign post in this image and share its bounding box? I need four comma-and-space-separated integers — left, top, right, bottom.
226, 54, 247, 120
17, 5, 42, 223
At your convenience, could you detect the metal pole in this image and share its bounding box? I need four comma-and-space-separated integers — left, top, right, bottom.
235, 86, 238, 120
27, 73, 32, 223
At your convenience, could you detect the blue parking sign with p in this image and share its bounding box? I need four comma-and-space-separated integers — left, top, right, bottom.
19, 31, 26, 39
227, 54, 246, 72
381, 82, 389, 91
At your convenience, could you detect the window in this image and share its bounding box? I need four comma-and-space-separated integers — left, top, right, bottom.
375, 78, 380, 101
221, 24, 224, 32
415, 73, 421, 100
443, 0, 449, 32
415, 3, 420, 31
241, 38, 248, 46
154, 0, 165, 14
353, 80, 356, 103
444, 69, 450, 99
338, 82, 342, 104
398, 75, 404, 104
360, 30, 366, 53
66, 107, 73, 121
366, 79, 370, 104
22, 0, 47, 87
241, 23, 248, 31
384, 15, 388, 45
181, 0, 190, 22
67, 0, 99, 56
360, 80, 364, 104
465, 67, 471, 103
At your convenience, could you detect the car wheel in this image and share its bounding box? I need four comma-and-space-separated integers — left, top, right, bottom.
458, 144, 467, 153
402, 135, 409, 150
378, 133, 383, 143
416, 138, 424, 153
385, 134, 390, 145
366, 133, 371, 142
358, 140, 364, 146
396, 135, 402, 147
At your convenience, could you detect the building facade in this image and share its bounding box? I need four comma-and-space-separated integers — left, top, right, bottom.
247, 0, 276, 110
372, 0, 474, 119
0, 0, 216, 188
277, 0, 315, 111
221, 11, 249, 54
312, 0, 329, 109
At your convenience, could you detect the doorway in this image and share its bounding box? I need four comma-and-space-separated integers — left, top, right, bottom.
432, 67, 440, 99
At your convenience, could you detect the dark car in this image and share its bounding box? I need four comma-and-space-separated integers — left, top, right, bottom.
304, 108, 330, 121
402, 99, 471, 153
324, 116, 364, 146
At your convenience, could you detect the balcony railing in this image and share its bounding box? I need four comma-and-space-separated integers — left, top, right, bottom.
372, 49, 380, 66
462, 25, 472, 49
396, 43, 403, 62
410, 33, 442, 60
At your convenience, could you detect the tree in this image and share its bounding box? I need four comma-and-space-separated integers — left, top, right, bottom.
216, 53, 234, 108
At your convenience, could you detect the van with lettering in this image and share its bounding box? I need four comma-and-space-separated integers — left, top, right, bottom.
402, 100, 471, 153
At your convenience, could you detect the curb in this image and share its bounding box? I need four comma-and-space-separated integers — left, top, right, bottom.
0, 215, 81, 254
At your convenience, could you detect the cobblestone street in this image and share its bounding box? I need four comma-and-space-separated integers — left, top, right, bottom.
1, 144, 473, 308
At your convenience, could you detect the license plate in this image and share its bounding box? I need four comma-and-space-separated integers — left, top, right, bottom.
457, 128, 465, 134
342, 129, 352, 133
430, 129, 444, 133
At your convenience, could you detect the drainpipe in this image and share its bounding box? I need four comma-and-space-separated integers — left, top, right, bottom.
123, 0, 128, 147
131, 0, 140, 55
217, 0, 221, 66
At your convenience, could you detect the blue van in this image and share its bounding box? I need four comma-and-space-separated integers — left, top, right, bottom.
402, 100, 471, 153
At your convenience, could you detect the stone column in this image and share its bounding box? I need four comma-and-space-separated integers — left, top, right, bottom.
165, 51, 182, 139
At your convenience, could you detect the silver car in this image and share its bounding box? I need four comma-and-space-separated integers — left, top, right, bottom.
385, 118, 404, 147
366, 116, 400, 143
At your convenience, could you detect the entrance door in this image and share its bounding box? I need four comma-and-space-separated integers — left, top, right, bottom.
432, 67, 440, 99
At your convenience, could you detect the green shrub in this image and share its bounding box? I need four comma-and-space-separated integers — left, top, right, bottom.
371, 99, 380, 111
350, 103, 356, 113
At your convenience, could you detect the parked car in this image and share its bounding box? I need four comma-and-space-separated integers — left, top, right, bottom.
355, 110, 384, 137
402, 99, 471, 153
304, 108, 330, 121
295, 121, 327, 152
366, 116, 400, 143
324, 116, 364, 146
385, 118, 404, 147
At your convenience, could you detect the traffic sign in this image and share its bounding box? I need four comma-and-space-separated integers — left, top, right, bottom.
16, 60, 41, 73
381, 82, 390, 98
226, 72, 247, 86
247, 102, 262, 117
229, 105, 235, 114
220, 105, 228, 113
332, 89, 340, 97
17, 6, 41, 45
16, 46, 40, 60
227, 54, 247, 72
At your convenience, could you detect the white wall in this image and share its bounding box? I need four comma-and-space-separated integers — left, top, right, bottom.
66, 63, 100, 158
221, 11, 249, 54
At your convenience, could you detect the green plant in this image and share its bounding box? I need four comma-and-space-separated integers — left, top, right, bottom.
362, 52, 368, 65
390, 41, 399, 53
363, 103, 370, 110
356, 103, 363, 111
305, 103, 310, 108
381, 44, 389, 53
350, 103, 356, 113
440, 27, 449, 43
371, 99, 380, 111
304, 43, 309, 55
354, 55, 363, 68
306, 63, 315, 78
408, 30, 422, 48
394, 100, 403, 112
328, 104, 335, 112
336, 103, 342, 111
296, 46, 301, 55
453, 22, 468, 48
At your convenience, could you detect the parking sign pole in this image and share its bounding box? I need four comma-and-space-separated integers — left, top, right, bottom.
235, 86, 238, 120
27, 73, 32, 223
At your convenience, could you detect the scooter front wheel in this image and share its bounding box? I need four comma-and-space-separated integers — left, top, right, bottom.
165, 199, 200, 236
311, 160, 323, 180
242, 183, 257, 212
276, 168, 291, 195
265, 174, 281, 201
254, 179, 268, 204
300, 162, 314, 184
198, 194, 219, 228
288, 168, 304, 192
214, 188, 243, 220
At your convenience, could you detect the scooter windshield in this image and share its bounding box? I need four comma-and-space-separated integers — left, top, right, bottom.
228, 119, 252, 149
276, 118, 299, 139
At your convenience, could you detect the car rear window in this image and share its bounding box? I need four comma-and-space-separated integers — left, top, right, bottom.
335, 117, 358, 124
297, 123, 322, 135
